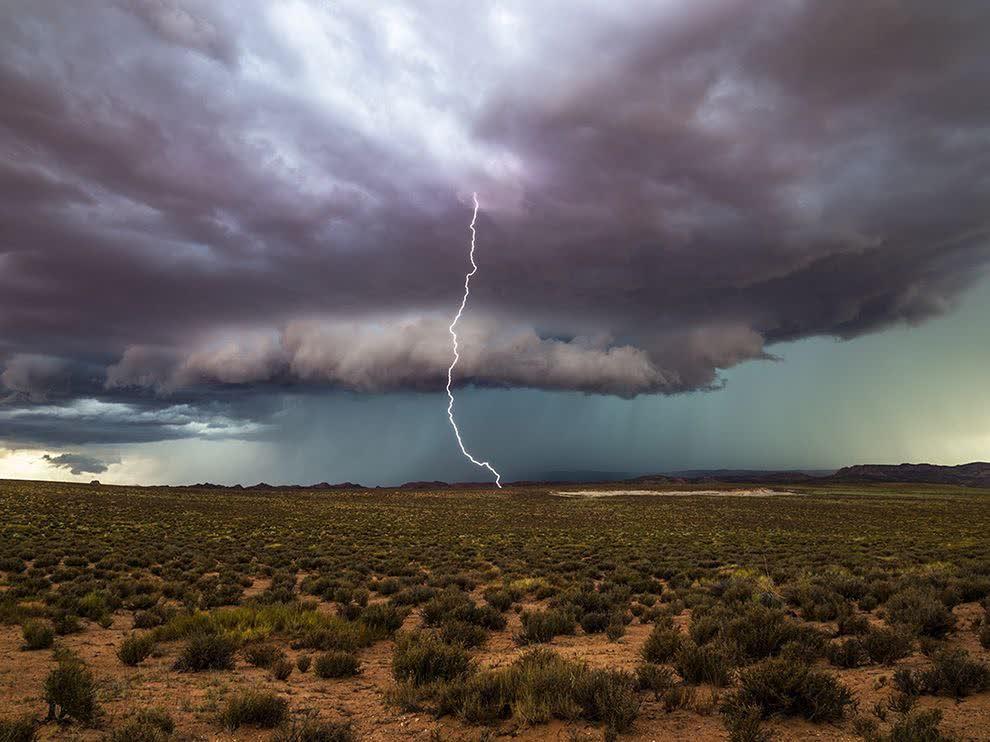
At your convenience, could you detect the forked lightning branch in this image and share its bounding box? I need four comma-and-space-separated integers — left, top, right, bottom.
445, 192, 502, 488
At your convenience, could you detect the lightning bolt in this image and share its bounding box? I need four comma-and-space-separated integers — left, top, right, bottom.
446, 192, 502, 488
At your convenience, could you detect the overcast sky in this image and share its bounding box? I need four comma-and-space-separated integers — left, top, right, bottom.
2, 1, 989, 485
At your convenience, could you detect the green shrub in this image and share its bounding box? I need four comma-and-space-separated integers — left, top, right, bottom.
886, 708, 951, 742
636, 663, 676, 697
978, 615, 990, 650
516, 609, 576, 644
836, 611, 870, 636
271, 718, 356, 741
724, 605, 825, 663
44, 653, 99, 724
392, 633, 469, 685
173, 632, 235, 671
688, 604, 730, 644
605, 616, 626, 642
580, 612, 609, 634
825, 637, 868, 668
0, 557, 26, 574
723, 704, 771, 742
117, 633, 155, 666
573, 667, 640, 732
296, 618, 374, 652
244, 642, 286, 668
885, 588, 955, 637
297, 654, 312, 673
674, 640, 734, 686
271, 657, 294, 680
451, 648, 640, 731
314, 650, 360, 678
913, 649, 990, 697
76, 591, 111, 622
642, 624, 682, 663
483, 588, 514, 612
440, 619, 488, 648
359, 602, 406, 638
21, 620, 54, 651
861, 626, 913, 665
219, 689, 288, 730
0, 716, 36, 742
53, 612, 82, 635
784, 581, 844, 621
723, 657, 853, 722
106, 707, 175, 742
424, 592, 507, 631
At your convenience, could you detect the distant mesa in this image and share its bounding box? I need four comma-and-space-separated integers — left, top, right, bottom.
89, 480, 100, 486
828, 462, 990, 487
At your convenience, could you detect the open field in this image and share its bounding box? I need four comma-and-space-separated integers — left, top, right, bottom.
1, 480, 990, 740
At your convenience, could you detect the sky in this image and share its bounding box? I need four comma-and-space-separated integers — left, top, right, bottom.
1, 1, 989, 485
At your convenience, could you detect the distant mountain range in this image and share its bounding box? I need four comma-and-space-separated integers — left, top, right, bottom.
168, 461, 990, 490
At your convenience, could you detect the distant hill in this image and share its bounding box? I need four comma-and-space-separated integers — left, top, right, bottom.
828, 462, 990, 487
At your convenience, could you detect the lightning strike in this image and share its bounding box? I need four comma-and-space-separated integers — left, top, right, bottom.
446, 192, 502, 488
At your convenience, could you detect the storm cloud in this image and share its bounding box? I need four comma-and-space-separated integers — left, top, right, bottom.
2, 1, 990, 448
41, 452, 116, 476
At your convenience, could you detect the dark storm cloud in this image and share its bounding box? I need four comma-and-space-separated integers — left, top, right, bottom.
42, 452, 116, 475
2, 0, 990, 445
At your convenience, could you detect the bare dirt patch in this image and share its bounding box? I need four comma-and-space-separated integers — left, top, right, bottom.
552, 487, 796, 498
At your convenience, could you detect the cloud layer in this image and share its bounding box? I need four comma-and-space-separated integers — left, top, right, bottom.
2, 1, 990, 448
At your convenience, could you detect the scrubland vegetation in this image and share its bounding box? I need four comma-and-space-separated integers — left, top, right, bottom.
0, 480, 989, 739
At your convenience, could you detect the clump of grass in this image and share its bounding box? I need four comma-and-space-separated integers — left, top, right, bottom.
825, 637, 869, 668
219, 689, 288, 730
440, 619, 488, 648
106, 708, 175, 742
271, 657, 294, 681
861, 626, 913, 665
884, 588, 956, 637
886, 708, 951, 742
173, 632, 236, 671
898, 648, 990, 697
642, 623, 682, 663
483, 588, 514, 612
580, 612, 609, 634
243, 642, 286, 668
516, 608, 576, 644
977, 614, 990, 650
449, 648, 639, 732
722, 703, 770, 742
636, 663, 676, 697
422, 590, 506, 631
573, 666, 640, 732
836, 610, 870, 636
392, 632, 470, 685
0, 716, 36, 742
117, 632, 155, 666
722, 657, 853, 722
21, 620, 54, 651
674, 640, 734, 687
53, 612, 82, 636
271, 717, 356, 741
606, 616, 626, 642
358, 601, 406, 638
314, 650, 360, 678
44, 652, 99, 725
297, 654, 312, 673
